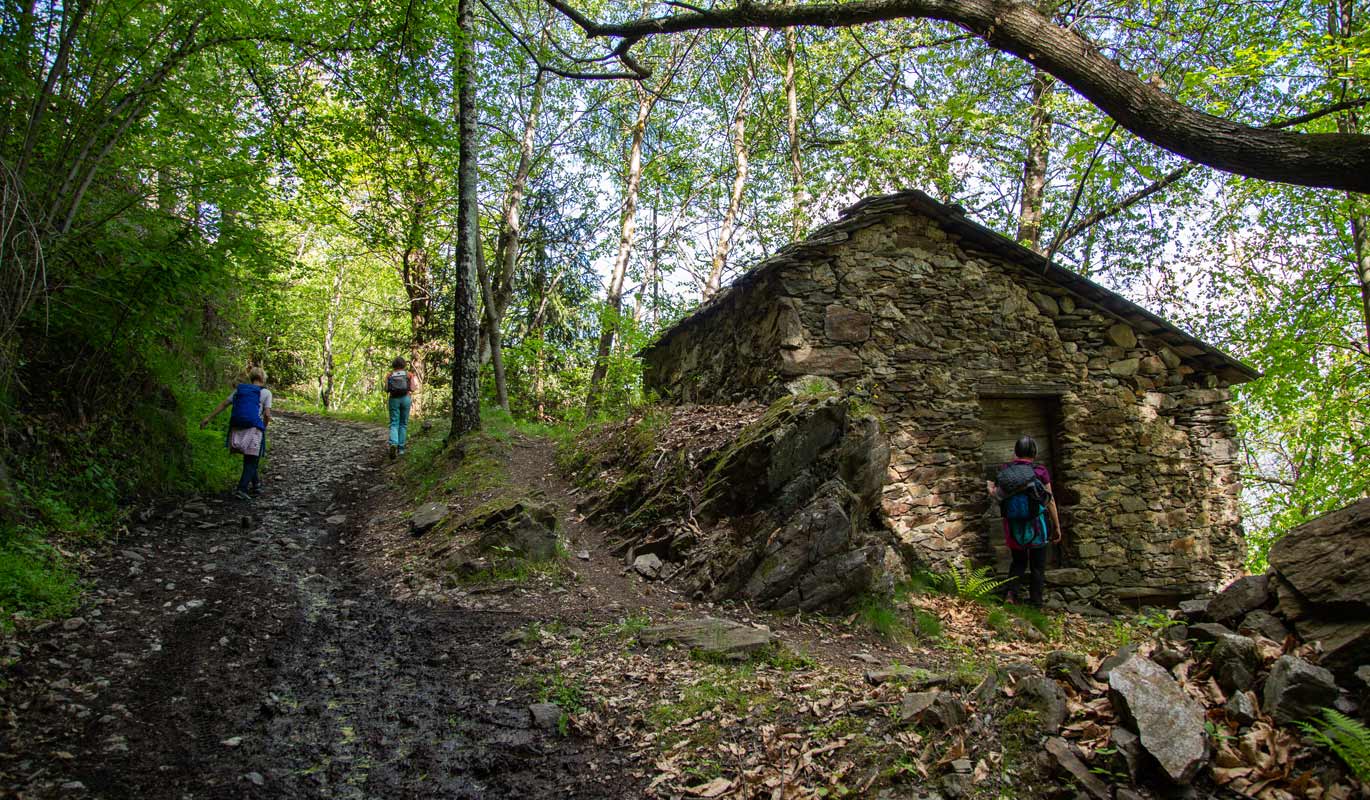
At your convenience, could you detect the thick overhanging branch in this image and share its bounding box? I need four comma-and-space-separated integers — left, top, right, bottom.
542, 0, 1370, 193
495, 0, 649, 79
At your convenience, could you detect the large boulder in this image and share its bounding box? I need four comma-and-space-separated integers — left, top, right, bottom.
468, 499, 560, 560
1206, 574, 1270, 622
703, 394, 848, 515
1108, 656, 1211, 783
567, 393, 902, 613
1269, 498, 1370, 614
1263, 655, 1339, 724
1268, 499, 1370, 680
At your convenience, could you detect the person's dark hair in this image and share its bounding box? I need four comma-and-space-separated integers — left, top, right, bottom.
392, 356, 406, 370
1014, 435, 1038, 459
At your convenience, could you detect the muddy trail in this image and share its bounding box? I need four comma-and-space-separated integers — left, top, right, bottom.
2, 414, 631, 799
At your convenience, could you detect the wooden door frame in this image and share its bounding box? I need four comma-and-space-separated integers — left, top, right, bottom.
977, 386, 1069, 566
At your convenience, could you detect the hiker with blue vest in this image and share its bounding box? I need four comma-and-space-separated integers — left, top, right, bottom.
200, 366, 273, 500
385, 356, 415, 459
988, 435, 1062, 607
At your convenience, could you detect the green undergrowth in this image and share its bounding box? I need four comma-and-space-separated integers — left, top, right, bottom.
649, 663, 782, 748
398, 418, 511, 504
1299, 709, 1370, 783
688, 643, 818, 671
274, 389, 388, 424
0, 533, 81, 625
1, 379, 246, 625
855, 570, 1064, 648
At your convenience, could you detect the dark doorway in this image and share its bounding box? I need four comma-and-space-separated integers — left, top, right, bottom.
980, 395, 1061, 574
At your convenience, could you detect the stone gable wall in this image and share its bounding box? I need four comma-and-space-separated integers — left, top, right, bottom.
644, 212, 1245, 605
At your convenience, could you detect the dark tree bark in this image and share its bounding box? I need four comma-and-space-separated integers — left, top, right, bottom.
1016, 69, 1053, 250
450, 0, 481, 438
543, 0, 1370, 192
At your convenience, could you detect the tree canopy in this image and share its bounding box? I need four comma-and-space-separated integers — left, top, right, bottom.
1, 0, 1367, 576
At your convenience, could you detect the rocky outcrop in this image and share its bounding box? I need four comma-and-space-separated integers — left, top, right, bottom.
1268, 499, 1370, 680
427, 498, 561, 574
564, 394, 906, 612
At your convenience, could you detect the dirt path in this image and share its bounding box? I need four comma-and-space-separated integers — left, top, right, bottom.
2, 414, 627, 799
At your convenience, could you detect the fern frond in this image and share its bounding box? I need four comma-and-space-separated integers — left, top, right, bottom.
932, 564, 1010, 602
1298, 708, 1370, 783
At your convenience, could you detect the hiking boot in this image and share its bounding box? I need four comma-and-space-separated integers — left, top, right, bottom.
234, 489, 252, 501
389, 445, 397, 460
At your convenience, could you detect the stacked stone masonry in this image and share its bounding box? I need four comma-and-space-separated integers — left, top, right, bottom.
644, 193, 1249, 606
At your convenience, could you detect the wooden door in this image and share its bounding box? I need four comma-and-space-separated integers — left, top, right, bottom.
981, 397, 1055, 574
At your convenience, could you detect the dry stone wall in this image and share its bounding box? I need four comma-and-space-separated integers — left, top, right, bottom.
644, 212, 1245, 605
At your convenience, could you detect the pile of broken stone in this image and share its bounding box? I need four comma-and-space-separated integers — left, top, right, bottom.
889, 499, 1370, 800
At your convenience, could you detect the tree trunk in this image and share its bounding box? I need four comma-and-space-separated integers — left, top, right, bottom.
547, 0, 1370, 192
479, 71, 547, 365
586, 84, 654, 413
704, 56, 754, 298
450, 0, 481, 438
400, 239, 434, 416
529, 253, 549, 419
634, 203, 660, 325
476, 231, 509, 410
783, 19, 807, 237
1016, 69, 1054, 251
320, 260, 346, 410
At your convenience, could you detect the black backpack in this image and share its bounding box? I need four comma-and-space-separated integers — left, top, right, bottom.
996, 462, 1051, 548
386, 371, 410, 398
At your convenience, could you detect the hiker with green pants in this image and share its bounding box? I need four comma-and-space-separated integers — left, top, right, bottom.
385, 356, 415, 458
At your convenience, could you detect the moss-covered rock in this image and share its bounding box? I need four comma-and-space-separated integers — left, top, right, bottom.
560, 394, 904, 612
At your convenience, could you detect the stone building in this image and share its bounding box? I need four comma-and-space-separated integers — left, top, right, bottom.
641, 190, 1256, 607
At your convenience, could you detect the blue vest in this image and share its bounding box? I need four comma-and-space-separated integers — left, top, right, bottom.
229, 384, 265, 430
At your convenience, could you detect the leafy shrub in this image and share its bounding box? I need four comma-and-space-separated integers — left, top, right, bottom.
1298, 709, 1370, 782
931, 564, 1009, 602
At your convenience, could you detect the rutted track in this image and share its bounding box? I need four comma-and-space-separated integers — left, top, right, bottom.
1, 413, 627, 799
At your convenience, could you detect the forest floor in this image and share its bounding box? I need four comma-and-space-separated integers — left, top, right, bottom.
1, 413, 1131, 799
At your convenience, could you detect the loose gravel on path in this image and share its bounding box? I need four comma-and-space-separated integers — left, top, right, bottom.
1, 413, 628, 799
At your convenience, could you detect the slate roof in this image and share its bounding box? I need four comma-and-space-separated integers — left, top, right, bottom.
643, 189, 1260, 384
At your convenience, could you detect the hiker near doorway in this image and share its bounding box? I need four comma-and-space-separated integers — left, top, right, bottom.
988, 434, 1062, 606
200, 367, 273, 500
385, 357, 415, 459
